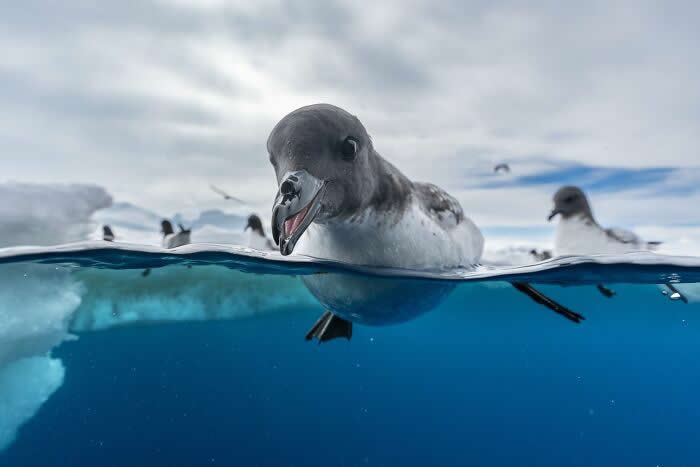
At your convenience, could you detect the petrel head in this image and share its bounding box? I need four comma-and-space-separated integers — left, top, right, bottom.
267, 104, 377, 255
161, 219, 174, 236
548, 186, 594, 222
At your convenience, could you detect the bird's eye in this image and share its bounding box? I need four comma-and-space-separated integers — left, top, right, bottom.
564, 195, 576, 203
340, 137, 358, 161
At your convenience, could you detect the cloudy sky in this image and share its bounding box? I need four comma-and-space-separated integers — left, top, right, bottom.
2, 0, 699, 248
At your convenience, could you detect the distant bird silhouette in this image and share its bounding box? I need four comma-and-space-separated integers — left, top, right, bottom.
102, 225, 115, 242
161, 220, 191, 249
210, 184, 246, 203
245, 214, 275, 250
494, 163, 511, 174
143, 220, 192, 278
529, 249, 552, 262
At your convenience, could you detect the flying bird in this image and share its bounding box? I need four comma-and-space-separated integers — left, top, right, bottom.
494, 163, 511, 174
210, 184, 246, 204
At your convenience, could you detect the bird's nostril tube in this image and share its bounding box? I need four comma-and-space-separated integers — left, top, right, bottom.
280, 180, 295, 195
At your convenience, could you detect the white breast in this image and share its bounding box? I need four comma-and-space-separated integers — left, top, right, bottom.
554, 216, 639, 256
293, 201, 483, 269
247, 230, 274, 251
162, 232, 190, 249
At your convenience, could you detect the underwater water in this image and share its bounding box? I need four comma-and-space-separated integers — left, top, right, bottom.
1, 243, 700, 466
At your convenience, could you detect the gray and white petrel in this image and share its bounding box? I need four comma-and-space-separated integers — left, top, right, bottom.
268, 104, 584, 341
549, 186, 662, 256
547, 185, 680, 301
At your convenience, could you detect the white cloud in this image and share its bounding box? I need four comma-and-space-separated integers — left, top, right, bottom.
0, 0, 698, 265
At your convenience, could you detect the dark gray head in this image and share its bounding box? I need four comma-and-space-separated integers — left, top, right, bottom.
267, 104, 388, 255
245, 214, 266, 237
161, 220, 174, 236
548, 186, 594, 222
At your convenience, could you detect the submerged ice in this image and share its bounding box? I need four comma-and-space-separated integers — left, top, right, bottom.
0, 182, 325, 450
69, 266, 317, 332
1, 181, 700, 454
0, 183, 110, 451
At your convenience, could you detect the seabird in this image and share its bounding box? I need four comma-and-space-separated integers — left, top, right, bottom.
529, 249, 552, 262
102, 225, 115, 242
141, 220, 192, 277
549, 186, 661, 255
494, 163, 511, 174
244, 214, 275, 251
210, 184, 246, 203
267, 104, 584, 342
161, 220, 191, 249
548, 185, 674, 300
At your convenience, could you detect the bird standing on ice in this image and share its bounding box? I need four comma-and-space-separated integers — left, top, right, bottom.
141, 220, 192, 278
267, 104, 584, 341
102, 225, 115, 242
244, 214, 275, 251
160, 220, 191, 249
142, 220, 192, 278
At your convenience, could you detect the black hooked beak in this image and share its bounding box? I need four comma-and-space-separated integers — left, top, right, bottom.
272, 170, 327, 256
548, 209, 562, 221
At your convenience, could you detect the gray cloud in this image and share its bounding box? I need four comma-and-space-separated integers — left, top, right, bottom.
1, 0, 699, 218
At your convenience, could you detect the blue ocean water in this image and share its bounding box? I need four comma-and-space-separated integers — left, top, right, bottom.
2, 244, 700, 466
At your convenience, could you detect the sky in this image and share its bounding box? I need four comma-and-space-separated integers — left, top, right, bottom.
1, 0, 699, 249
